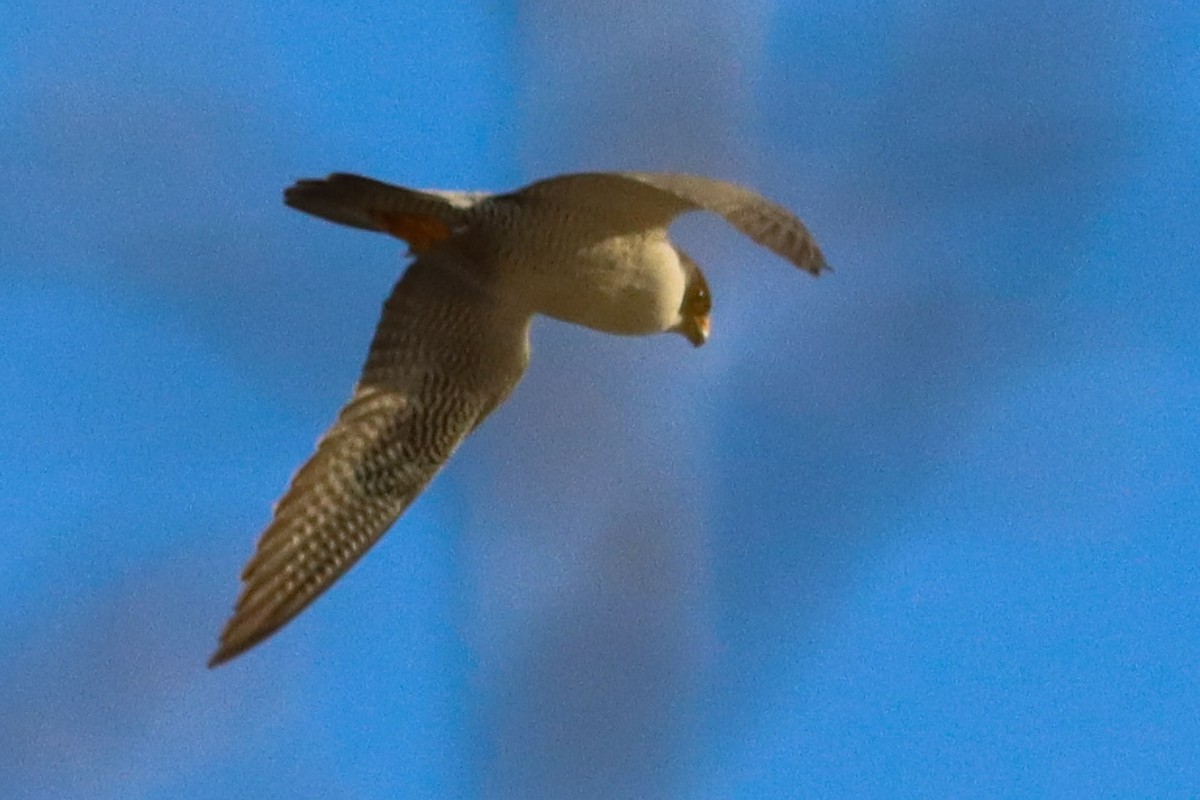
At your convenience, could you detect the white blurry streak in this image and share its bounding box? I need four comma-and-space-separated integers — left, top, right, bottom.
468, 2, 772, 797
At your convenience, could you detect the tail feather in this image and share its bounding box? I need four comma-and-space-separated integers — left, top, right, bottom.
284, 173, 482, 250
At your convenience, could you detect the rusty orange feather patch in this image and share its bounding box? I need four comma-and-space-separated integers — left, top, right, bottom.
373, 213, 451, 253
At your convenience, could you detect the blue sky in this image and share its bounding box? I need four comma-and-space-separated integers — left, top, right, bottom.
2, 1, 1198, 798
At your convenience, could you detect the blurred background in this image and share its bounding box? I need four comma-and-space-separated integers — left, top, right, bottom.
2, 1, 1198, 797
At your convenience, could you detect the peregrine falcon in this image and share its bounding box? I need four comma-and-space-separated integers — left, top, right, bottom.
209, 171, 829, 666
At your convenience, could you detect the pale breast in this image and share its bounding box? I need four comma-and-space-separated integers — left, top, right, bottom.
528, 233, 687, 335
466, 199, 688, 336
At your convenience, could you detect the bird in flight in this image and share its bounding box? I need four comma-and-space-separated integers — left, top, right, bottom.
209, 171, 829, 666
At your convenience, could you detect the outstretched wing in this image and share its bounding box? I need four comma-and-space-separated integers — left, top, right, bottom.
285, 173, 489, 252
517, 171, 829, 275
210, 251, 531, 666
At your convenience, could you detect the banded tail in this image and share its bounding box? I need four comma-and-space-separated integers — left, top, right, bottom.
284, 173, 488, 253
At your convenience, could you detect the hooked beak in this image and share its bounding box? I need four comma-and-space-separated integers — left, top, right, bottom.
682, 313, 710, 347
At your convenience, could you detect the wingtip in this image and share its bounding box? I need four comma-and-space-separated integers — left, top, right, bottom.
207, 609, 278, 668
208, 620, 262, 668
207, 641, 238, 669
800, 241, 832, 276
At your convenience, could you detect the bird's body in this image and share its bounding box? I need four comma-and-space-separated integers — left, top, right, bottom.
210, 170, 828, 666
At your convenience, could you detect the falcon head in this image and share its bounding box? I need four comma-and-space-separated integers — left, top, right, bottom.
674, 252, 712, 347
